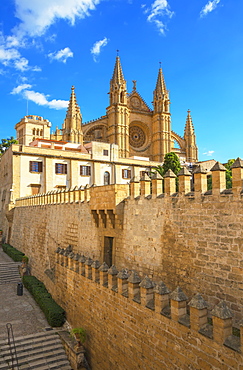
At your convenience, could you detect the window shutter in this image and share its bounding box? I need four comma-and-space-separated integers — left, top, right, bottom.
39, 162, 43, 172
128, 170, 131, 179
29, 161, 33, 172
122, 169, 125, 178
88, 166, 91, 176
55, 163, 58, 174
64, 164, 67, 174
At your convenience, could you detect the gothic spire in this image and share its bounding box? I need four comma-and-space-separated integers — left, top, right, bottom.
154, 67, 167, 98
184, 109, 195, 135
63, 86, 83, 143
111, 56, 125, 85
66, 86, 82, 125
153, 66, 170, 114
109, 56, 127, 105
184, 109, 198, 163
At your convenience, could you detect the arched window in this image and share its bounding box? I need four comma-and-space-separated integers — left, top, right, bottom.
33, 129, 36, 135
40, 130, 43, 136
104, 171, 110, 185
36, 129, 39, 136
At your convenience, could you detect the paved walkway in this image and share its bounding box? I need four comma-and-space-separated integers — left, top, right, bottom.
0, 247, 50, 341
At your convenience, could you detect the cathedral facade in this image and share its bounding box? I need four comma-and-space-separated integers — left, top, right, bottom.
51, 56, 198, 163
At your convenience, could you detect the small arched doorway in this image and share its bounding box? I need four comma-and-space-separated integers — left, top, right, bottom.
104, 171, 110, 185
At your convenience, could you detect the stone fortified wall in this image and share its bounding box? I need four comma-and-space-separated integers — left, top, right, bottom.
3, 159, 243, 368
51, 249, 243, 369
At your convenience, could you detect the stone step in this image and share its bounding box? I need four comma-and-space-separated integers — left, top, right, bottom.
0, 263, 21, 284
0, 339, 64, 360
0, 332, 61, 353
0, 330, 57, 347
0, 331, 72, 370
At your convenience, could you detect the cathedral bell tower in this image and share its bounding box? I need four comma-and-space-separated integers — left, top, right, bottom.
63, 86, 83, 144
106, 56, 130, 158
184, 110, 198, 163
151, 67, 171, 162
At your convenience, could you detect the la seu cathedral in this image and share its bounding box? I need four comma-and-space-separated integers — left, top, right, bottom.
51, 56, 198, 163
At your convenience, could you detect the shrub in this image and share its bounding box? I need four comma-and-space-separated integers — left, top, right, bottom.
23, 275, 65, 327
2, 243, 25, 262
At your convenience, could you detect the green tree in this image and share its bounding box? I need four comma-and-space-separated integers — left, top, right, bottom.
225, 158, 235, 189
162, 152, 181, 175
0, 137, 18, 155
153, 152, 181, 177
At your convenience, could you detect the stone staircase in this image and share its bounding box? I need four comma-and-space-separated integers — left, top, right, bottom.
0, 262, 21, 285
0, 330, 72, 369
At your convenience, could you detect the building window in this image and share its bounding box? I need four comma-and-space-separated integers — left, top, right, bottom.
122, 169, 131, 179
104, 171, 110, 185
103, 149, 109, 156
55, 163, 67, 174
80, 165, 91, 176
29, 161, 43, 173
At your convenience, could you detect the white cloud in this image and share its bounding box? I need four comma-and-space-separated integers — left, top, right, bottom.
13, 0, 101, 38
203, 150, 215, 156
0, 46, 21, 63
48, 47, 73, 63
14, 57, 29, 71
11, 83, 32, 94
11, 83, 68, 109
90, 37, 108, 61
200, 0, 220, 17
23, 90, 68, 110
0, 33, 40, 72
146, 0, 174, 35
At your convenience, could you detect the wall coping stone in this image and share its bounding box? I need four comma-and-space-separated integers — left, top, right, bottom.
117, 268, 129, 279
107, 265, 118, 275
139, 275, 154, 289
98, 262, 109, 272
170, 287, 188, 301
177, 167, 191, 176
231, 157, 243, 168
84, 257, 93, 266
79, 255, 86, 263
163, 169, 176, 178
151, 172, 163, 180
154, 281, 170, 295
128, 271, 141, 284
188, 293, 208, 309
91, 260, 101, 269
211, 301, 233, 319
211, 162, 226, 172
193, 165, 207, 174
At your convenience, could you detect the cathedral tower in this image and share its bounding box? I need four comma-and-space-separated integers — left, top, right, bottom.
62, 86, 83, 144
106, 56, 130, 158
151, 67, 171, 162
184, 110, 198, 163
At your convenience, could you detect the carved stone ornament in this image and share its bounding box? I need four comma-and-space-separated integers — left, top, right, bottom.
129, 125, 146, 148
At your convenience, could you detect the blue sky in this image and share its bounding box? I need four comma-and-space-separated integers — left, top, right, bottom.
0, 0, 242, 163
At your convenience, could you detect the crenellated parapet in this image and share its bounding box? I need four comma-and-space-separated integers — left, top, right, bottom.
55, 246, 243, 355
14, 157, 243, 210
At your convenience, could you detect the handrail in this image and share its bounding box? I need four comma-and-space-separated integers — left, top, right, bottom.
6, 323, 19, 370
